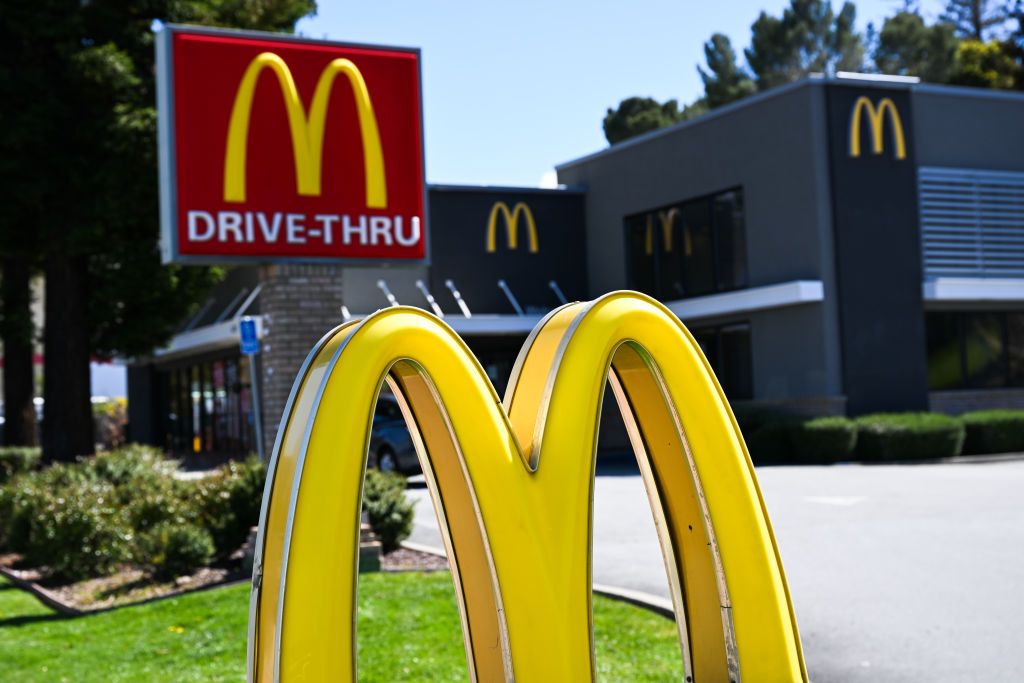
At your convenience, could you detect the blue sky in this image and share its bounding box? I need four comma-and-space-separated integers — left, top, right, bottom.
297, 1, 943, 187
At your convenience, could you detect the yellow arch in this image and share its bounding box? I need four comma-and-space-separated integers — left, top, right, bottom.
223, 52, 387, 207
248, 292, 806, 682
485, 201, 539, 253
848, 95, 906, 160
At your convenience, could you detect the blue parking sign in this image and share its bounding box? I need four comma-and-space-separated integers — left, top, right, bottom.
239, 316, 260, 354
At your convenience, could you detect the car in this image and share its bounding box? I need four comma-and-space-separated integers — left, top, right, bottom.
368, 393, 420, 475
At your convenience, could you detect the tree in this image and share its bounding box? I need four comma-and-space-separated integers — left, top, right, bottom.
746, 0, 865, 89
0, 0, 315, 461
1005, 0, 1024, 88
603, 96, 706, 145
873, 11, 959, 82
950, 38, 1019, 86
699, 34, 757, 108
941, 0, 1010, 40
0, 259, 37, 447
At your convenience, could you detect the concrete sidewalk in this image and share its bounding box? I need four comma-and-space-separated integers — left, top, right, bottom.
406, 459, 1024, 683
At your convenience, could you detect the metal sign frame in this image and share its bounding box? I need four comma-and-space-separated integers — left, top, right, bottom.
156, 23, 431, 266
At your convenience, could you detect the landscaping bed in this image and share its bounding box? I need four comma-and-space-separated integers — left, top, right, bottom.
0, 446, 424, 614
0, 551, 238, 613
0, 571, 683, 681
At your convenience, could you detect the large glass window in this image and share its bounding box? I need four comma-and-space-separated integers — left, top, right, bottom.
160, 353, 257, 457
625, 188, 748, 300
926, 311, 1024, 390
713, 191, 748, 290
691, 322, 753, 400
926, 313, 962, 389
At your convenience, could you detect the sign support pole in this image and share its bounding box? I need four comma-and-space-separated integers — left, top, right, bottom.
248, 349, 266, 462
240, 316, 266, 461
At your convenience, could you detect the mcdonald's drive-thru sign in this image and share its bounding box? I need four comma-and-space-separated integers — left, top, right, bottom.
156, 25, 427, 264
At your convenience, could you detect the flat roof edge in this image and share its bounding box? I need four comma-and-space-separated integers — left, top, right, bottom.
557, 76, 1024, 172
556, 78, 819, 171
427, 183, 586, 194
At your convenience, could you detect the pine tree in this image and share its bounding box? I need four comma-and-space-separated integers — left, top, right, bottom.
699, 34, 757, 108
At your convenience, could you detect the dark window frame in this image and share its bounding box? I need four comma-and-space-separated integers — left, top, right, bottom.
925, 310, 1024, 390
690, 320, 754, 400
623, 186, 748, 300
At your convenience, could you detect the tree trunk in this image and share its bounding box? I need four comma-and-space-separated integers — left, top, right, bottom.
1, 257, 38, 447
42, 252, 92, 461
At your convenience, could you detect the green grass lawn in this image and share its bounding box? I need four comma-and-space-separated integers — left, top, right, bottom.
0, 572, 683, 681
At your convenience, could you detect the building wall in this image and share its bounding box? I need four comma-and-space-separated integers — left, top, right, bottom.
556, 82, 843, 405
341, 265, 428, 314
557, 82, 832, 292
913, 87, 1024, 170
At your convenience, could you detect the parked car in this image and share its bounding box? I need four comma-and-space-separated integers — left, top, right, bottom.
368, 394, 419, 475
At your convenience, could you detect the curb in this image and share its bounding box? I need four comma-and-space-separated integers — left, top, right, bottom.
858, 451, 1024, 467
0, 565, 84, 616
0, 564, 248, 617
400, 541, 676, 621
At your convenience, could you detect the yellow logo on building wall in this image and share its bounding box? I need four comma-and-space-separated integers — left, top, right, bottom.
644, 208, 678, 255
246, 292, 807, 682
848, 95, 906, 160
223, 52, 387, 206
486, 201, 539, 253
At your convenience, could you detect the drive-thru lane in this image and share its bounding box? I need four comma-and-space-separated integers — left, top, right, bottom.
406, 459, 1024, 683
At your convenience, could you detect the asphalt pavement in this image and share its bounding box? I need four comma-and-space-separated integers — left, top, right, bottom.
406, 458, 1024, 682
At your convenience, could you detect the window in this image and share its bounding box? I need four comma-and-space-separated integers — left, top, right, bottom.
625, 188, 748, 300
925, 311, 1024, 390
160, 354, 257, 456
691, 322, 753, 400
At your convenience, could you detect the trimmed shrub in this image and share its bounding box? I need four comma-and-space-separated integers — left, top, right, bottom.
792, 417, 857, 463
2, 462, 101, 552
855, 412, 965, 461
85, 444, 179, 487
363, 469, 414, 553
744, 421, 798, 464
124, 475, 197, 533
0, 476, 40, 551
191, 457, 266, 558
0, 447, 261, 580
0, 447, 40, 484
19, 478, 134, 580
961, 410, 1024, 455
138, 521, 215, 579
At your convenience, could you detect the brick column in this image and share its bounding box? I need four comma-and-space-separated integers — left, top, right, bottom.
257, 263, 345, 457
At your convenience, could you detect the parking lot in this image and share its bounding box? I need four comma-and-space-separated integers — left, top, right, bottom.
408, 457, 1024, 682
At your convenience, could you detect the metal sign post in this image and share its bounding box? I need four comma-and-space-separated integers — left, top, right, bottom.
240, 316, 266, 461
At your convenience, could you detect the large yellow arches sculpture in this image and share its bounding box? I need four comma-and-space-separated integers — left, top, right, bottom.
247, 291, 807, 682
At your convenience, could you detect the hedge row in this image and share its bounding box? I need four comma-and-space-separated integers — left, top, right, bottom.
740, 409, 1024, 464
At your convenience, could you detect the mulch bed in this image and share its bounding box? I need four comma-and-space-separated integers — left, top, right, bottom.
0, 552, 243, 614
381, 546, 448, 572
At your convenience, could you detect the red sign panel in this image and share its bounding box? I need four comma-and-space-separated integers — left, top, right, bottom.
157, 26, 427, 263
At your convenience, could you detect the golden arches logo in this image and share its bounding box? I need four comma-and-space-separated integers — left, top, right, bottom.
223, 52, 387, 206
485, 201, 539, 253
247, 292, 806, 682
848, 96, 906, 160
644, 208, 678, 255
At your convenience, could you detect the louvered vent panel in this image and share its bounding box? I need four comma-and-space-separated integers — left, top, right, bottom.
919, 167, 1024, 278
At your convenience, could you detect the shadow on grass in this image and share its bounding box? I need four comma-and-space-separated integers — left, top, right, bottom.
0, 612, 72, 628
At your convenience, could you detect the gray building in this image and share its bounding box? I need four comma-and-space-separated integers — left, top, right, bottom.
558, 74, 1024, 418
129, 74, 1024, 461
